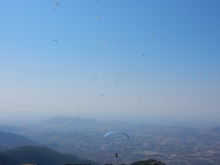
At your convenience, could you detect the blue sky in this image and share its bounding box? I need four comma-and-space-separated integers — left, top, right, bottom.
0, 0, 220, 125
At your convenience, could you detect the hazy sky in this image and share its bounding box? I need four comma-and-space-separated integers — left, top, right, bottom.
0, 0, 219, 125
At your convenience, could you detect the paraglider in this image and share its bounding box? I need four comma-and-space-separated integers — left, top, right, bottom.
150, 33, 155, 39
104, 131, 130, 139
52, 39, 57, 46
92, 76, 97, 82
99, 93, 104, 100
142, 54, 145, 57
96, 16, 101, 22
104, 131, 129, 159
100, 43, 103, 49
116, 75, 119, 86
54, 3, 59, 10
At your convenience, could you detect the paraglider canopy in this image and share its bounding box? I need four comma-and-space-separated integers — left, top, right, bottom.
150, 33, 155, 36
104, 131, 130, 139
96, 16, 101, 22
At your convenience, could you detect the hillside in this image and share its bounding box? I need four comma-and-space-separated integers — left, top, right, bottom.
0, 125, 26, 133
2, 145, 101, 165
0, 152, 23, 165
131, 159, 166, 165
0, 144, 8, 151
0, 130, 40, 149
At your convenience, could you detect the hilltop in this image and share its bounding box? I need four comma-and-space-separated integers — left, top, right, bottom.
131, 159, 166, 165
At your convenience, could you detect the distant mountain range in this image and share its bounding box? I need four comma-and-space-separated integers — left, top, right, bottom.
40, 116, 220, 133
0, 145, 101, 165
38, 116, 137, 133
41, 116, 100, 125
2, 116, 220, 136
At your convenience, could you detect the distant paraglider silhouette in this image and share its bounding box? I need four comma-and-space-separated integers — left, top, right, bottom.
99, 93, 104, 100
92, 76, 97, 82
52, 39, 58, 46
150, 33, 155, 39
116, 75, 119, 86
96, 16, 101, 22
54, 3, 59, 10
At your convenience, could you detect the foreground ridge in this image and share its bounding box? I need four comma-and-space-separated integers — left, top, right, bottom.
130, 159, 166, 165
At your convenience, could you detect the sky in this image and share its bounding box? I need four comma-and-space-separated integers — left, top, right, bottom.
0, 0, 220, 126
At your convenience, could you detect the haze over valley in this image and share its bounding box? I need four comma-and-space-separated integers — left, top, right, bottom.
1, 116, 220, 165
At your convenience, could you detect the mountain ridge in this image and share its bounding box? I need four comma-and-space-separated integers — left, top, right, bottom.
1, 145, 101, 165
0, 130, 40, 149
